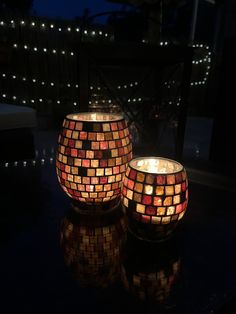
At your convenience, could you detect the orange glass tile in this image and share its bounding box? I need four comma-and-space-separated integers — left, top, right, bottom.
167, 175, 175, 185
173, 195, 180, 204
163, 196, 172, 206
146, 174, 154, 184
165, 186, 174, 195
157, 207, 166, 215
134, 182, 143, 193
87, 169, 95, 176
74, 158, 81, 166
136, 203, 145, 214
153, 196, 162, 206
175, 184, 181, 194
156, 186, 164, 195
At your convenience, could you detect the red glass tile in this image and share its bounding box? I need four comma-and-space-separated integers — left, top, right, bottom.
98, 192, 106, 198
100, 160, 107, 167
156, 175, 166, 185
75, 122, 83, 130
114, 188, 120, 195
129, 169, 136, 180
68, 139, 75, 147
118, 122, 123, 129
61, 172, 66, 180
175, 173, 182, 183
113, 166, 120, 174
100, 177, 107, 184
142, 195, 152, 205
79, 131, 87, 140
69, 121, 75, 129
181, 182, 186, 191
127, 179, 135, 189
78, 150, 86, 158
186, 189, 188, 199
146, 206, 156, 215
67, 188, 73, 195
82, 159, 90, 167
118, 148, 124, 155
86, 185, 93, 192
65, 147, 70, 155
176, 204, 182, 213
122, 186, 127, 196
94, 151, 103, 159
167, 175, 175, 185
182, 171, 186, 180
112, 182, 119, 189
119, 130, 124, 138
116, 140, 122, 147
111, 123, 118, 131
183, 201, 187, 209
100, 141, 108, 150
71, 149, 77, 157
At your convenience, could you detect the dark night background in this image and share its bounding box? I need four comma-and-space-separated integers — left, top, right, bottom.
1, 1, 236, 314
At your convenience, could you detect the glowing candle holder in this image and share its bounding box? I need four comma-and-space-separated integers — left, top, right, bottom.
122, 157, 188, 241
56, 112, 132, 212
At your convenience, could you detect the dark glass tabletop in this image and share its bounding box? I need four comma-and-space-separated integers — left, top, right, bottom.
0, 158, 236, 314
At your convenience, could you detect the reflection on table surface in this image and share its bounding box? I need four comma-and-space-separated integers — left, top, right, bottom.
60, 206, 128, 287
122, 235, 181, 306
1, 158, 236, 314
60, 203, 182, 310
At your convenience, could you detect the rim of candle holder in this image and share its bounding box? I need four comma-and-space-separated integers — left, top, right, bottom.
129, 156, 184, 175
66, 112, 124, 123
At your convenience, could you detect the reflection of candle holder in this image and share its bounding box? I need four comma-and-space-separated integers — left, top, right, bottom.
122, 157, 188, 242
121, 235, 181, 306
60, 205, 128, 287
56, 112, 132, 213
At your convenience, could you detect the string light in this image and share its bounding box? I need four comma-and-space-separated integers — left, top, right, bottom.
12, 43, 75, 56
0, 93, 78, 107
5, 20, 210, 54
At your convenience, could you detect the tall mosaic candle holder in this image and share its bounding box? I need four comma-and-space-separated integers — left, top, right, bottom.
122, 157, 188, 241
56, 112, 132, 213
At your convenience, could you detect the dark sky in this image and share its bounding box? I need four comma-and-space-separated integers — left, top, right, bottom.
33, 0, 123, 21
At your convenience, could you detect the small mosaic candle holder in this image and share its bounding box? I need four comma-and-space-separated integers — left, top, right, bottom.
56, 112, 132, 213
122, 157, 188, 241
